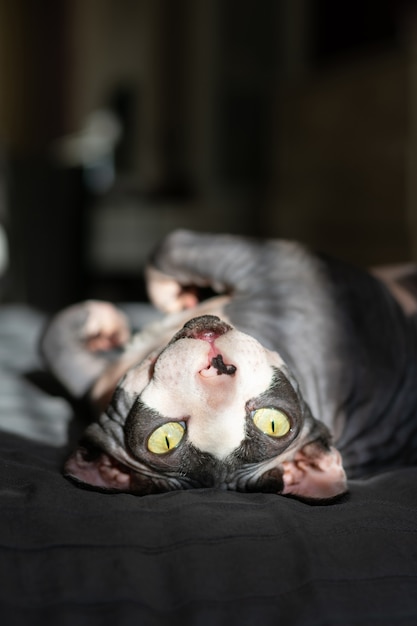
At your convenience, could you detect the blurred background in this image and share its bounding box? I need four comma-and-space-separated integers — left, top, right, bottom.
0, 0, 416, 312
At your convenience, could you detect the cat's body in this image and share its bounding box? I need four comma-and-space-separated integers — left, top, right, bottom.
41, 230, 417, 499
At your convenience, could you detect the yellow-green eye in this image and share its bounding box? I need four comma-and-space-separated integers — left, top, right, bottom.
147, 422, 185, 454
252, 408, 291, 438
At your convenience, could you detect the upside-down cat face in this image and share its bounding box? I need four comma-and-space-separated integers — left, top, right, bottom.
65, 316, 347, 499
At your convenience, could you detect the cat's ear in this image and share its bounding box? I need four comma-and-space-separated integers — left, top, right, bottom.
281, 442, 347, 499
64, 444, 133, 492
64, 441, 174, 495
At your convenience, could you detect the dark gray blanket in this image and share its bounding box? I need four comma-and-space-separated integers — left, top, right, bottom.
1, 306, 417, 625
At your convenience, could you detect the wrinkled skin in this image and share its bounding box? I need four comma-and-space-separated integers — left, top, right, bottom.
41, 230, 417, 500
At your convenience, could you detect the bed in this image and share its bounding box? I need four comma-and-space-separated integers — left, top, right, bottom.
1, 304, 417, 625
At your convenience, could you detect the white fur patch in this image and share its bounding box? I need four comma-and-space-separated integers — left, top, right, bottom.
136, 329, 285, 459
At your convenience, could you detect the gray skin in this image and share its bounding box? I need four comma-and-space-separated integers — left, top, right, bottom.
41, 230, 417, 499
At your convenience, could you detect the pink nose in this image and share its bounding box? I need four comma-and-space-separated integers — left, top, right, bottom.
199, 353, 237, 378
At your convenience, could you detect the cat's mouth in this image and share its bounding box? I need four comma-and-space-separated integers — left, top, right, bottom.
169, 316, 237, 379
169, 315, 233, 344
